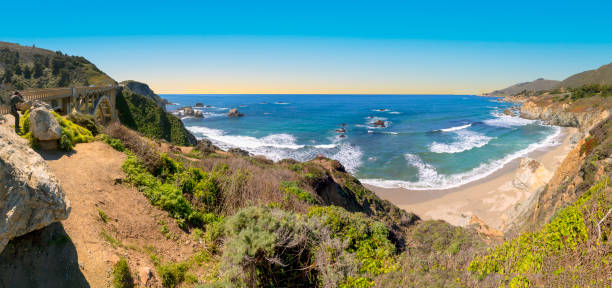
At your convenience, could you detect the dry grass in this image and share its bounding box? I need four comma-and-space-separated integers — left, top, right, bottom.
184, 155, 311, 215
104, 122, 161, 173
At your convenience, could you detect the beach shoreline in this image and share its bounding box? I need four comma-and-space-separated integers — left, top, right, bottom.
365, 126, 578, 231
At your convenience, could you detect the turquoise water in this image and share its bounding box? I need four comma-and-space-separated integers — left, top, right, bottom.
162, 94, 560, 190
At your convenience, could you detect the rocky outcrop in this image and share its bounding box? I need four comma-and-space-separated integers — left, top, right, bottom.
0, 125, 70, 253
512, 158, 553, 192
30, 107, 62, 140
227, 108, 244, 117
372, 120, 385, 127
519, 96, 610, 131
120, 80, 168, 110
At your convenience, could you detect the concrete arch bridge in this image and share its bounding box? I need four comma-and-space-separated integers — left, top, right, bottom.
0, 86, 119, 123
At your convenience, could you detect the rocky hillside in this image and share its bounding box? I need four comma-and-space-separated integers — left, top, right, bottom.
559, 61, 612, 88
120, 80, 169, 110
0, 42, 115, 93
487, 78, 560, 96
519, 94, 612, 131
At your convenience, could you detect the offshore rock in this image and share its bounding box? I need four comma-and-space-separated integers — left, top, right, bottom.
227, 108, 244, 117
0, 125, 70, 253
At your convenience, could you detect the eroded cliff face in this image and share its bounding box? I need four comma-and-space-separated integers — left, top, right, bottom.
0, 125, 70, 253
519, 95, 611, 131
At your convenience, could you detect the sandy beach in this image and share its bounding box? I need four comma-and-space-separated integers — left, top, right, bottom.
366, 126, 578, 231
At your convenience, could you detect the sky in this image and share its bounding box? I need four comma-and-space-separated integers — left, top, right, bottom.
4, 0, 612, 94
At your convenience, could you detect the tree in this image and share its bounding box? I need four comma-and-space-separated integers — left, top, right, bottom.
23, 65, 32, 79
33, 62, 43, 78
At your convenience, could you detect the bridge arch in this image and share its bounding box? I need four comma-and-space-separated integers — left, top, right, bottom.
93, 95, 113, 124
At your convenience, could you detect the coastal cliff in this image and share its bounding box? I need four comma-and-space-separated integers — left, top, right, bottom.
519, 94, 611, 131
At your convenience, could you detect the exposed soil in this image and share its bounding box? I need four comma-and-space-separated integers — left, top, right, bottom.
34, 141, 207, 287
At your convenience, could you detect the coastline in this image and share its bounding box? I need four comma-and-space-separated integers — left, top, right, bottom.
365, 126, 577, 231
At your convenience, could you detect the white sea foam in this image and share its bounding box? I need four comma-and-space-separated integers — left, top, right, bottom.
187, 126, 362, 173
314, 144, 338, 149
429, 130, 493, 154
388, 111, 401, 114
437, 123, 471, 132
483, 114, 535, 128
361, 126, 562, 190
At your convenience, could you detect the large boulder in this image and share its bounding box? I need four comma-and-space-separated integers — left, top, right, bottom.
512, 157, 553, 191
0, 125, 71, 253
30, 107, 62, 141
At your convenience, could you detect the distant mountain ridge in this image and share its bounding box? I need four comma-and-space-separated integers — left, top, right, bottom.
488, 78, 560, 96
558, 61, 612, 88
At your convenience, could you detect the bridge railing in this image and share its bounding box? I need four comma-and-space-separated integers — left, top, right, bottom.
0, 105, 10, 115
21, 88, 73, 101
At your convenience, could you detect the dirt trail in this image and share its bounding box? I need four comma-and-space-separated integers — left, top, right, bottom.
42, 142, 204, 287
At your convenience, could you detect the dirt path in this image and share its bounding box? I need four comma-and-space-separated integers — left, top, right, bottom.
42, 142, 205, 287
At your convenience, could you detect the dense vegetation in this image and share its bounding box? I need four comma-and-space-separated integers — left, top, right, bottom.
0, 43, 115, 97
569, 84, 612, 99
116, 89, 196, 146
19, 109, 94, 150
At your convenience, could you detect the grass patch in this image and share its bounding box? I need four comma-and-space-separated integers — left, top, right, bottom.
98, 209, 109, 223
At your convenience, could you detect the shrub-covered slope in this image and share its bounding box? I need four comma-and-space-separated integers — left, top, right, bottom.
0, 41, 115, 92
116, 89, 197, 146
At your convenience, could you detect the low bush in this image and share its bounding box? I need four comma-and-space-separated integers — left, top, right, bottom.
67, 112, 101, 136
51, 111, 94, 150
112, 258, 134, 288
281, 181, 319, 204
469, 178, 610, 285
97, 134, 125, 151
157, 262, 189, 288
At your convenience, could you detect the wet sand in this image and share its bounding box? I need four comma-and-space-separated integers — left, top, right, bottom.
366, 127, 578, 231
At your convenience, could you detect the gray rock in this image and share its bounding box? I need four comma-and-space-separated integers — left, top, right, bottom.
0, 125, 71, 253
30, 107, 62, 141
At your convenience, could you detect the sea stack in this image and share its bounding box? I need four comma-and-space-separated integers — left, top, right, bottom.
228, 108, 244, 117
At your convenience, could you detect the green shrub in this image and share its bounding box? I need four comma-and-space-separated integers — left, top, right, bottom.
308, 206, 397, 277
97, 134, 125, 151
67, 113, 101, 136
157, 262, 189, 288
112, 258, 134, 288
469, 178, 609, 282
52, 111, 94, 151
220, 206, 315, 287
281, 181, 319, 204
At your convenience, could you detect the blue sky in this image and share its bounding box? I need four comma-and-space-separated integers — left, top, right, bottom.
4, 0, 612, 93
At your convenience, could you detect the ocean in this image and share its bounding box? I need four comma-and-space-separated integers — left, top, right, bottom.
162, 94, 560, 190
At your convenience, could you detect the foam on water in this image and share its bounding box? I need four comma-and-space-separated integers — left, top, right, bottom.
361, 126, 562, 190
187, 126, 362, 173
437, 123, 471, 132
483, 114, 536, 128
429, 130, 493, 154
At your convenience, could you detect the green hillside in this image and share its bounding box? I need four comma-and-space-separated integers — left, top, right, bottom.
0, 42, 116, 91
116, 89, 197, 146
